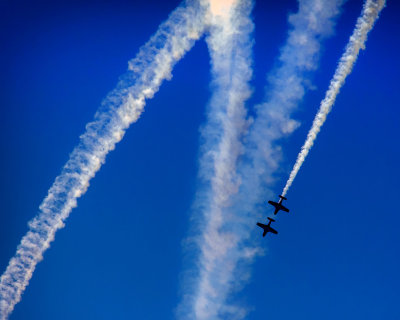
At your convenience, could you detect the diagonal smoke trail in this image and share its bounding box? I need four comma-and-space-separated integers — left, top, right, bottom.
246, 0, 345, 185
282, 0, 386, 196
178, 0, 254, 319
237, 0, 345, 225
181, 1, 345, 319
0, 1, 206, 318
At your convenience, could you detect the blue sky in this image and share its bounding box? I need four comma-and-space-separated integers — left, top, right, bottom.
0, 0, 399, 319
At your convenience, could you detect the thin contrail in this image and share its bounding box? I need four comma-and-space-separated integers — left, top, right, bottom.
182, 1, 345, 319
0, 1, 206, 318
282, 0, 386, 196
178, 0, 254, 319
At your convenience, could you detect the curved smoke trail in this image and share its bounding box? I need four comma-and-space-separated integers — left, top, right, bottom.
282, 0, 386, 196
0, 1, 206, 318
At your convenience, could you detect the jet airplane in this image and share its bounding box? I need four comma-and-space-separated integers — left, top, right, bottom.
256, 217, 278, 237
268, 195, 289, 215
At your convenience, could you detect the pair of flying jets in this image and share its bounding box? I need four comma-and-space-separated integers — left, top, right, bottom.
256, 195, 289, 237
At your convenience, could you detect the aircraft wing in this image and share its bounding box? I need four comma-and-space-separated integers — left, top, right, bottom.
268, 200, 277, 207
256, 223, 278, 236
280, 205, 289, 213
268, 226, 278, 234
268, 200, 289, 213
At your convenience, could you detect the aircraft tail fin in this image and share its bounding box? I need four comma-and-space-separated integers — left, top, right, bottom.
267, 217, 275, 222
279, 195, 287, 200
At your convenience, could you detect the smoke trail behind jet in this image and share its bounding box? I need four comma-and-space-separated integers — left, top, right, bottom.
282, 0, 386, 196
239, 0, 344, 212
0, 1, 206, 318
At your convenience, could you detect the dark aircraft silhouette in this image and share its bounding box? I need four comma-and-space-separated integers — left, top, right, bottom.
256, 217, 278, 237
268, 195, 289, 215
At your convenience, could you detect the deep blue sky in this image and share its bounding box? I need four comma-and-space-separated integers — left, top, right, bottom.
0, 1, 399, 319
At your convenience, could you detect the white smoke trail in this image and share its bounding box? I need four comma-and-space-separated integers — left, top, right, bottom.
181, 1, 345, 319
178, 0, 254, 319
0, 1, 206, 318
282, 0, 386, 196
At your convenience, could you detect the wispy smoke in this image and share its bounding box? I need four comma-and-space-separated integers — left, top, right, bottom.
178, 0, 255, 319
282, 0, 385, 196
0, 0, 386, 318
0, 1, 206, 318
181, 0, 345, 319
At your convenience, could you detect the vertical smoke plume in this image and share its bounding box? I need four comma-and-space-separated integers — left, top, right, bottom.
0, 1, 206, 318
181, 1, 345, 319
282, 0, 386, 196
178, 0, 254, 319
